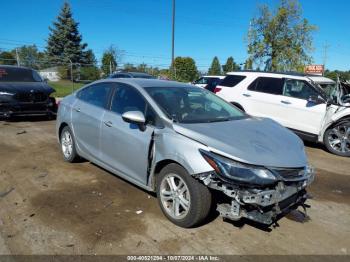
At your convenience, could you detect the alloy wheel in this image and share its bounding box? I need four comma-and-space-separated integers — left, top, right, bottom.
159, 173, 191, 220
327, 125, 350, 153
61, 130, 73, 159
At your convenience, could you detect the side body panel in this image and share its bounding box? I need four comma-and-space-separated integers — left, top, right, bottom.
319, 105, 350, 142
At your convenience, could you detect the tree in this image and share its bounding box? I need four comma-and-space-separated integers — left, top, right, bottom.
324, 70, 350, 81
247, 0, 316, 72
170, 57, 199, 82
101, 45, 119, 76
208, 56, 221, 75
82, 49, 97, 65
46, 1, 87, 64
0, 51, 16, 65
244, 58, 253, 70
123, 63, 137, 72
222, 57, 240, 73
80, 49, 100, 81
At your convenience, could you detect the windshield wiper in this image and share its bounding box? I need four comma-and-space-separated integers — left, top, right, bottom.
206, 118, 231, 123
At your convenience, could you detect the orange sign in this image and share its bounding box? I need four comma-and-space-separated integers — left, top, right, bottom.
304, 65, 324, 75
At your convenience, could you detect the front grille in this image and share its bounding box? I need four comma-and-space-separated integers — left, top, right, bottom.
16, 92, 48, 103
272, 168, 304, 179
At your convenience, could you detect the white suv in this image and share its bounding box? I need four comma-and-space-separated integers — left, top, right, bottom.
215, 71, 350, 157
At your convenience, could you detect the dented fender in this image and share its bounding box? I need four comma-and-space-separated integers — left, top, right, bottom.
147, 128, 213, 190
319, 105, 350, 142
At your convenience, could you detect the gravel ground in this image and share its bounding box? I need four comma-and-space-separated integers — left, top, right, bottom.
0, 118, 349, 255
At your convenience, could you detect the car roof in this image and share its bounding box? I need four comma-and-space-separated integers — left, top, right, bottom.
307, 76, 335, 84
112, 71, 154, 77
202, 75, 225, 79
226, 70, 310, 80
100, 78, 193, 88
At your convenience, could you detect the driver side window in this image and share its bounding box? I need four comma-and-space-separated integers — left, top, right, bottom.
283, 79, 319, 100
110, 84, 161, 126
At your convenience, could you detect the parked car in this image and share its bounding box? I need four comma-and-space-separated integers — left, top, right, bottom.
57, 78, 314, 227
0, 65, 57, 118
215, 71, 350, 157
109, 71, 155, 79
192, 76, 225, 92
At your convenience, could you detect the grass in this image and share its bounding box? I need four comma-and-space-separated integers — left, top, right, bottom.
48, 80, 85, 98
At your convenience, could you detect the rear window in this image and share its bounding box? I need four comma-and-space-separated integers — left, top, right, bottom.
220, 75, 246, 87
248, 77, 283, 95
0, 67, 42, 82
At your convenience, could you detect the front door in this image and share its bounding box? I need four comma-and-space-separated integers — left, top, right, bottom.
100, 83, 157, 185
277, 78, 327, 134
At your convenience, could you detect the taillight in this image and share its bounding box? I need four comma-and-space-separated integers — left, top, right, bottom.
213, 87, 222, 93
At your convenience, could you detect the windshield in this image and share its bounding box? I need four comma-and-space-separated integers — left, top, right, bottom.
319, 83, 337, 98
144, 86, 246, 123
0, 67, 43, 82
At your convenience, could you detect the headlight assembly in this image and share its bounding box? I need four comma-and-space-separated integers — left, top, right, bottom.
0, 91, 15, 96
199, 149, 277, 186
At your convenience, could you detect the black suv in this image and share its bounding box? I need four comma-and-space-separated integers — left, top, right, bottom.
0, 65, 56, 118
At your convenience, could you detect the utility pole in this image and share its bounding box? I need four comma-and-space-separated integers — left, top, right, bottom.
15, 48, 20, 66
171, 0, 175, 73
322, 43, 330, 75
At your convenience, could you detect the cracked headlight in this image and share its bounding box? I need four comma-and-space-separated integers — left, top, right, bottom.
199, 149, 277, 186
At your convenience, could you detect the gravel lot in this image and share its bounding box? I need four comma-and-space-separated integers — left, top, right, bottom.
0, 118, 349, 255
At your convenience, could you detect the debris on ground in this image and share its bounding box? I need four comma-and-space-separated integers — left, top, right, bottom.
0, 187, 14, 198
16, 130, 27, 135
136, 210, 143, 215
37, 173, 48, 179
104, 201, 113, 208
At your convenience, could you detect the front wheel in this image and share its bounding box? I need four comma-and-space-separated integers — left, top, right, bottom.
156, 163, 212, 228
324, 122, 350, 157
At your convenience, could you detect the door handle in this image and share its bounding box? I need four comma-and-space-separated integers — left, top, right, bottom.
243, 93, 251, 97
281, 100, 291, 105
104, 121, 113, 127
74, 107, 81, 112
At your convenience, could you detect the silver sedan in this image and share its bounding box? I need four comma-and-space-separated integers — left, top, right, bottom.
56, 79, 314, 228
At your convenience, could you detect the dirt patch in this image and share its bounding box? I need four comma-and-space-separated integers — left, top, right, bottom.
30, 178, 159, 247
309, 169, 350, 205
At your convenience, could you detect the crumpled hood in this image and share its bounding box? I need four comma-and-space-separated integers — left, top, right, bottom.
0, 82, 55, 94
173, 117, 307, 168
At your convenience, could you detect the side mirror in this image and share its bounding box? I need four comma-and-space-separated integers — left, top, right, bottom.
308, 95, 325, 104
122, 111, 146, 130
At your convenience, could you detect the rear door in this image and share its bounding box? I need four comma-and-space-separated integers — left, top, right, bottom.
100, 83, 160, 185
242, 77, 286, 123
71, 82, 114, 158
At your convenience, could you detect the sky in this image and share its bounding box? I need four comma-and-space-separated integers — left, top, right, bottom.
0, 0, 349, 71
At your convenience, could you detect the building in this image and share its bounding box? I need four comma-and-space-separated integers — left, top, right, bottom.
39, 67, 60, 82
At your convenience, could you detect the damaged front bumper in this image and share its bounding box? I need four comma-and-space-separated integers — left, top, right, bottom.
197, 169, 315, 225
0, 98, 57, 118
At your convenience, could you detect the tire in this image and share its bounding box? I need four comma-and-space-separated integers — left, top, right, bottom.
60, 126, 80, 162
324, 121, 350, 157
156, 163, 212, 228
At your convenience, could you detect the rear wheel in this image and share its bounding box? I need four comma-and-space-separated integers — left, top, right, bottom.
324, 122, 350, 157
60, 126, 80, 162
156, 163, 212, 228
